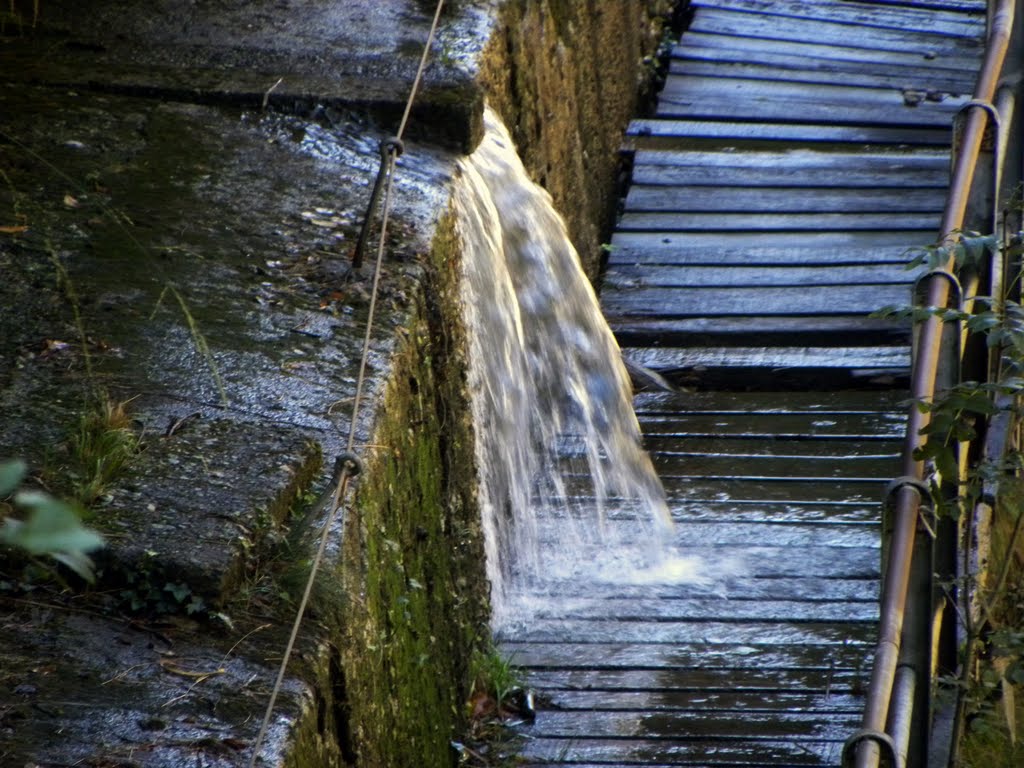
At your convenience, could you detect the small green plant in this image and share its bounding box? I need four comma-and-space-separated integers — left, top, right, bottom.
459, 644, 528, 766
876, 224, 1024, 760
0, 459, 104, 581
957, 479, 1024, 762
872, 231, 1024, 500
115, 550, 206, 615
469, 644, 522, 712
69, 394, 141, 507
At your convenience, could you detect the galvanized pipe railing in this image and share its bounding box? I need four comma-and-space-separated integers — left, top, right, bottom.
849, 2, 1017, 766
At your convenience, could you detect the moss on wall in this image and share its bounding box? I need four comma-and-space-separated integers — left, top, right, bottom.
478, 0, 672, 277
335, 211, 489, 767
293, 4, 676, 762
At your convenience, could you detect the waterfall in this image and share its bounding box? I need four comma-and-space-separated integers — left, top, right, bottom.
453, 108, 678, 628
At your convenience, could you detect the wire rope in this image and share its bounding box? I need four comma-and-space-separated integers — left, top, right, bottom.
247, 2, 445, 763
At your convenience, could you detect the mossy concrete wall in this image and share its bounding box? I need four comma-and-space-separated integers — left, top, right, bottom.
337, 214, 489, 767
479, 0, 673, 277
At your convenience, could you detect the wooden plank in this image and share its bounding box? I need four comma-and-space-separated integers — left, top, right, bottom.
623, 185, 945, 213
501, 640, 873, 670
639, 410, 906, 438
518, 736, 842, 765
540, 493, 879, 515
657, 476, 886, 504
571, 472, 887, 504
495, 618, 877, 645
671, 518, 881, 548
603, 264, 917, 288
676, 30, 981, 71
517, 688, 867, 714
655, 91, 959, 128
601, 285, 911, 316
633, 148, 950, 170
627, 118, 950, 145
610, 316, 910, 344
660, 74, 968, 111
651, 436, 901, 460
558, 434, 899, 459
621, 344, 909, 369
525, 708, 860, 740
616, 211, 939, 232
689, 10, 982, 56
652, 451, 897, 480
631, 161, 949, 188
537, 499, 880, 526
527, 708, 861, 739
507, 574, 879, 602
689, 0, 985, 37
607, 231, 925, 266
845, 0, 985, 12
523, 596, 877, 622
633, 388, 909, 411
528, 663, 872, 692
535, 516, 879, 548
670, 57, 974, 95
661, 499, 883, 525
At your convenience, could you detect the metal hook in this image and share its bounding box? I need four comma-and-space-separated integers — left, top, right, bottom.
352, 137, 406, 269
841, 729, 900, 768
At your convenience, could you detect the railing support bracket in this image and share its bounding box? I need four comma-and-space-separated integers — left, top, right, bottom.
842, 729, 900, 768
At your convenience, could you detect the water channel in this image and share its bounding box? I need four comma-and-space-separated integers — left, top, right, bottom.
453, 108, 704, 629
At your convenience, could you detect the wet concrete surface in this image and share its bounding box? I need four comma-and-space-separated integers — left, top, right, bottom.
2, 602, 309, 768
0, 0, 497, 150
0, 84, 455, 605
0, 2, 486, 764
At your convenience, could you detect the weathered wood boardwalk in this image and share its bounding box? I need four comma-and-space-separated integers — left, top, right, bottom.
503, 0, 985, 764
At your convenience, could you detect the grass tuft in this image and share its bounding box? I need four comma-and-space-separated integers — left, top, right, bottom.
69, 395, 140, 507
960, 478, 1024, 762
469, 644, 521, 710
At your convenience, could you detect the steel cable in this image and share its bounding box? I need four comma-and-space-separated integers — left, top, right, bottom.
247, 1, 445, 763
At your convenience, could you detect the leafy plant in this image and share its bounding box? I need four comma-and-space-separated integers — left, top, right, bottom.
0, 458, 104, 581
882, 223, 1024, 759
115, 550, 206, 615
958, 480, 1024, 762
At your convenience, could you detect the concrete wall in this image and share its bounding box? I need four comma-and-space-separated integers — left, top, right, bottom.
479, 0, 673, 276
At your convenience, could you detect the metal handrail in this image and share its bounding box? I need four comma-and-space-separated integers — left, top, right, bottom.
850, 2, 1018, 767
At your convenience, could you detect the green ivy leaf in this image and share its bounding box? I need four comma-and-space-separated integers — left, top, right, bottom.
2, 491, 104, 581
186, 595, 206, 615
967, 312, 1001, 334
164, 582, 191, 603
0, 459, 27, 497
958, 233, 998, 268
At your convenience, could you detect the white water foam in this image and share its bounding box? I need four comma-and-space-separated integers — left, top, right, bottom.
453, 108, 701, 628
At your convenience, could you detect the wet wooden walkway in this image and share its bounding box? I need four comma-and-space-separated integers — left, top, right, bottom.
502, 0, 985, 764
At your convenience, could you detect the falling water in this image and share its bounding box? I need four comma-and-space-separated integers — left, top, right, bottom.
453, 108, 679, 628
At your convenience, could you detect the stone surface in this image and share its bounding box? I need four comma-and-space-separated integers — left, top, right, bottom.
0, 0, 496, 150
0, 6, 483, 764
0, 0, 670, 765
1, 603, 314, 768
0, 83, 452, 607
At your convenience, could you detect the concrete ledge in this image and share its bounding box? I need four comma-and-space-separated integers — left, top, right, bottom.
0, 0, 492, 150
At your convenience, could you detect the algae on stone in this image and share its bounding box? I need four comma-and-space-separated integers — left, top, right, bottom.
338, 209, 489, 767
